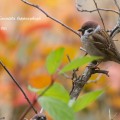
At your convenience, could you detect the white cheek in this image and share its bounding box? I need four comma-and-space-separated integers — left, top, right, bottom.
84, 30, 92, 35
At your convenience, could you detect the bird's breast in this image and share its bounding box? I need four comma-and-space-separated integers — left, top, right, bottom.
81, 35, 105, 57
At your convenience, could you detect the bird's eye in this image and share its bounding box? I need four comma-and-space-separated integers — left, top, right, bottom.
87, 28, 94, 33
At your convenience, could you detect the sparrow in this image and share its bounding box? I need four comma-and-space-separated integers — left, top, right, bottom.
78, 21, 120, 63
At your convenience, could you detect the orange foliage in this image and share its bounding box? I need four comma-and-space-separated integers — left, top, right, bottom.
0, 82, 12, 103
1, 0, 119, 119
21, 60, 45, 77
0, 29, 8, 42
23, 22, 52, 36
29, 74, 51, 89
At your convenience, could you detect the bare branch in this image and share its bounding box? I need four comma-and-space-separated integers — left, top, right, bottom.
66, 55, 79, 81
93, 69, 109, 76
93, 0, 106, 30
110, 17, 120, 38
114, 0, 120, 14
87, 74, 102, 84
0, 61, 37, 114
77, 7, 120, 15
110, 0, 120, 38
70, 61, 108, 99
80, 47, 88, 56
80, 47, 87, 53
66, 54, 71, 62
19, 79, 54, 120
58, 69, 71, 79
109, 109, 112, 120
112, 112, 119, 120
76, 0, 120, 38
21, 0, 80, 37
87, 79, 99, 84
66, 55, 108, 99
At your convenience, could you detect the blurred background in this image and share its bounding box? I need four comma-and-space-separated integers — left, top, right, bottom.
0, 0, 120, 119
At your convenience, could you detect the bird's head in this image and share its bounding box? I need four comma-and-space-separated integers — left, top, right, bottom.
78, 21, 98, 35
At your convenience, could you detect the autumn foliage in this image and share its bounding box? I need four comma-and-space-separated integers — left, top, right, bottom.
0, 0, 120, 119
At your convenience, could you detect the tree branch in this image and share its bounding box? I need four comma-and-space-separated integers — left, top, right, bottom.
21, 0, 80, 37
70, 61, 108, 99
0, 61, 37, 114
114, 0, 120, 13
87, 74, 102, 84
77, 7, 120, 15
19, 78, 54, 120
110, 0, 120, 38
93, 0, 106, 30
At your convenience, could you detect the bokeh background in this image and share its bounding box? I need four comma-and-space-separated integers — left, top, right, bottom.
0, 0, 120, 119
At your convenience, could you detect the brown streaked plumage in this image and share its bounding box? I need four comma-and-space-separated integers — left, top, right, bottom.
78, 21, 120, 63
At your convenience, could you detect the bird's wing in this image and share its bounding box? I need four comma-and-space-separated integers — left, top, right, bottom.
91, 30, 118, 58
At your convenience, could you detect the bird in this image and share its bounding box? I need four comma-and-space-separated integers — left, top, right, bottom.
78, 21, 120, 63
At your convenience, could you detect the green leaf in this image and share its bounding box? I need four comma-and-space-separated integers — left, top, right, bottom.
60, 56, 100, 74
39, 97, 75, 120
72, 89, 104, 112
46, 48, 64, 74
28, 83, 70, 103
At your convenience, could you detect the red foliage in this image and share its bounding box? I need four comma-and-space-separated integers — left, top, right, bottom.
23, 22, 52, 36
0, 29, 8, 43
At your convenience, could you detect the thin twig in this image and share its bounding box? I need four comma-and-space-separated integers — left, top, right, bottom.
58, 69, 71, 79
19, 79, 54, 120
21, 0, 80, 37
93, 0, 106, 30
111, 112, 119, 120
61, 73, 71, 79
109, 109, 112, 120
110, 16, 120, 38
93, 69, 109, 76
0, 61, 37, 114
114, 0, 120, 14
77, 8, 120, 15
80, 47, 88, 56
66, 55, 79, 81
109, 0, 120, 38
80, 47, 87, 53
87, 74, 102, 84
70, 61, 108, 99
110, 0, 120, 37
40, 108, 43, 114
66, 54, 71, 62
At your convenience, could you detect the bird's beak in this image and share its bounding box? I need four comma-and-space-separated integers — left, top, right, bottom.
78, 29, 83, 32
